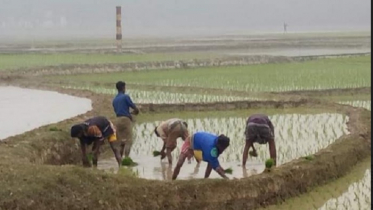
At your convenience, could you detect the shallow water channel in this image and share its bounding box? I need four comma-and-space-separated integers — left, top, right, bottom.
98, 113, 349, 180
0, 86, 92, 140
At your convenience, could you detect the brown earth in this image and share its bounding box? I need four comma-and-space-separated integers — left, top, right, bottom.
0, 78, 370, 210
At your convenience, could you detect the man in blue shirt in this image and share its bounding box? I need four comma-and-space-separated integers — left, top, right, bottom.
172, 131, 230, 180
112, 81, 139, 159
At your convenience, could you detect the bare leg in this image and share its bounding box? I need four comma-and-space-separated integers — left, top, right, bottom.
110, 141, 122, 167
92, 140, 102, 167
160, 142, 166, 160
119, 140, 126, 158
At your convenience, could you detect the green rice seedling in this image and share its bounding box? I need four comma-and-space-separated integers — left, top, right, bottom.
121, 157, 138, 166
153, 150, 162, 157
265, 158, 275, 169
224, 168, 233, 174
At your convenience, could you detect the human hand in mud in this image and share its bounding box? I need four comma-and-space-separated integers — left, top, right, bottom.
160, 151, 166, 160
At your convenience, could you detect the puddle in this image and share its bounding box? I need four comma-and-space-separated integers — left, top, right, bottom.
0, 86, 92, 140
98, 113, 349, 180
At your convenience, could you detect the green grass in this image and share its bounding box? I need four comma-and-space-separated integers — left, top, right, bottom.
51, 56, 371, 92
0, 52, 218, 70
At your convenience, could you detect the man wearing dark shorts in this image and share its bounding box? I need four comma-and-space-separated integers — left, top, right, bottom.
242, 114, 277, 168
70, 116, 122, 167
112, 81, 139, 159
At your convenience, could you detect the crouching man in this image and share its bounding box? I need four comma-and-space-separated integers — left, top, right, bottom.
242, 114, 276, 168
172, 131, 231, 180
154, 118, 189, 164
70, 116, 122, 168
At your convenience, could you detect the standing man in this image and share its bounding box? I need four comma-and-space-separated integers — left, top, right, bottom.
154, 118, 189, 164
172, 131, 231, 180
112, 81, 140, 159
70, 116, 122, 167
242, 114, 276, 168
284, 22, 288, 33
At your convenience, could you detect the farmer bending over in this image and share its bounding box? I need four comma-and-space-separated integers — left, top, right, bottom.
112, 81, 140, 159
154, 118, 189, 164
242, 114, 276, 168
172, 131, 231, 180
70, 116, 121, 167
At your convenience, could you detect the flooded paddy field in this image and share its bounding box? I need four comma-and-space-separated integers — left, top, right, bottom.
98, 112, 349, 180
0, 32, 370, 209
0, 86, 91, 140
259, 158, 371, 210
339, 100, 371, 111
54, 56, 370, 92
61, 85, 264, 103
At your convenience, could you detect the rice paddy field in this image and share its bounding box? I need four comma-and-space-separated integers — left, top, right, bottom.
339, 100, 371, 111
0, 33, 371, 209
257, 158, 371, 210
50, 56, 371, 92
98, 113, 350, 180
0, 52, 219, 70
61, 85, 263, 103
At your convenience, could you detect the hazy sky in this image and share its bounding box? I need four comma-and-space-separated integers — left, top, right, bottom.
0, 0, 370, 39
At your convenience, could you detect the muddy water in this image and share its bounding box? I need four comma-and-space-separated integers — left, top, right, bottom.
98, 113, 349, 180
0, 86, 92, 140
258, 158, 371, 210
